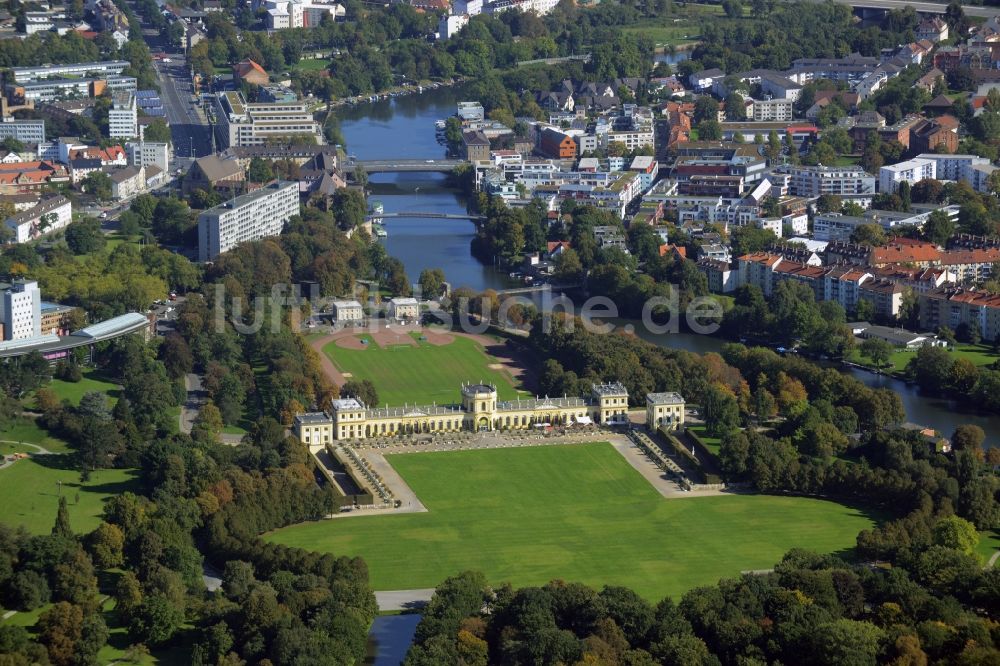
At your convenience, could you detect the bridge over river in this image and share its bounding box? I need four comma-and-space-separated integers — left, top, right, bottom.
366, 211, 486, 222
350, 158, 469, 173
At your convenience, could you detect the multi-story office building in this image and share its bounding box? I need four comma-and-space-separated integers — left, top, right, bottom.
0, 280, 41, 341
109, 92, 137, 139
9, 60, 130, 83
197, 181, 300, 261
213, 92, 323, 149
879, 158, 936, 193
10, 75, 137, 103
126, 141, 170, 173
788, 165, 876, 198
0, 120, 45, 145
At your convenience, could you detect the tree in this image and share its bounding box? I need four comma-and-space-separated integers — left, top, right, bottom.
850, 223, 887, 247
932, 515, 979, 556
810, 619, 885, 666
86, 522, 124, 568
702, 385, 740, 437
816, 194, 843, 214
38, 602, 106, 666
725, 91, 747, 121
693, 96, 720, 124
554, 248, 584, 283
65, 218, 107, 254
951, 424, 985, 457
696, 120, 722, 141
129, 594, 183, 645
418, 268, 446, 299
142, 119, 171, 144
341, 379, 378, 407
53, 496, 73, 538
859, 337, 893, 371
81, 171, 113, 202
923, 209, 955, 246
247, 157, 274, 183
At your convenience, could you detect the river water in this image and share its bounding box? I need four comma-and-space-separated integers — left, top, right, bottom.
338, 89, 1000, 442
337, 88, 512, 291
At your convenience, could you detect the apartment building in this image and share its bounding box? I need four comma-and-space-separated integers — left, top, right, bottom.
198, 181, 300, 261
109, 92, 138, 139
213, 92, 323, 150
0, 120, 45, 145
914, 153, 998, 193
858, 278, 905, 318
879, 158, 936, 193
0, 280, 41, 341
920, 287, 1000, 342
788, 165, 876, 198
751, 98, 794, 122
4, 195, 72, 244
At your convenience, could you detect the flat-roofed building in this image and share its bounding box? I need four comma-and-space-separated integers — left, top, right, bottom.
198, 181, 299, 261
0, 280, 41, 341
109, 92, 137, 139
213, 91, 322, 149
879, 158, 936, 193
0, 120, 45, 145
10, 60, 129, 83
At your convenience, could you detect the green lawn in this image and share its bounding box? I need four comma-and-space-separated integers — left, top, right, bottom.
46, 370, 121, 406
853, 343, 1000, 375
293, 58, 329, 72
0, 456, 140, 535
977, 529, 1000, 565
688, 425, 722, 458
324, 332, 523, 406
267, 443, 877, 600
0, 422, 72, 453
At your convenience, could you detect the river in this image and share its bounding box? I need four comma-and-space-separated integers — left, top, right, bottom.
337, 87, 513, 291
338, 89, 999, 442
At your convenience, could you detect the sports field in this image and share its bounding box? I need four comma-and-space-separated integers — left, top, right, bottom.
268, 443, 877, 600
0, 456, 140, 535
324, 333, 522, 406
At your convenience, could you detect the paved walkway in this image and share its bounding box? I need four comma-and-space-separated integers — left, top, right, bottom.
988, 550, 1000, 569
375, 589, 435, 611
179, 374, 242, 445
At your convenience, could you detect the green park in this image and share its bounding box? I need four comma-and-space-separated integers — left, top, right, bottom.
268, 443, 877, 600
323, 332, 524, 406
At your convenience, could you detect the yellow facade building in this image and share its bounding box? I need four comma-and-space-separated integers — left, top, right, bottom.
295, 382, 682, 445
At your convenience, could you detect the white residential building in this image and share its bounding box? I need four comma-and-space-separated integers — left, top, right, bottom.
879, 158, 936, 194
108, 166, 146, 200
126, 141, 171, 173
439, 14, 469, 39
914, 153, 997, 193
751, 98, 794, 122
264, 0, 344, 29
4, 196, 72, 244
789, 165, 876, 198
108, 92, 138, 139
0, 280, 41, 341
197, 181, 300, 261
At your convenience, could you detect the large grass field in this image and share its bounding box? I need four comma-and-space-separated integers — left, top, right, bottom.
0, 456, 140, 535
324, 333, 523, 406
268, 443, 877, 600
46, 370, 121, 406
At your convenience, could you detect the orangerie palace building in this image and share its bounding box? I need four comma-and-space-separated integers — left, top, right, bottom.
294, 382, 685, 445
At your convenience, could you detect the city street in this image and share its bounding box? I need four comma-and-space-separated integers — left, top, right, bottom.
152, 54, 214, 169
